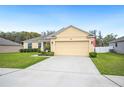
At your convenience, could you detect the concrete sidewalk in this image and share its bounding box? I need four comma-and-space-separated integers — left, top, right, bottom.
0, 56, 120, 87
0, 68, 21, 76
0, 69, 118, 87
105, 75, 124, 87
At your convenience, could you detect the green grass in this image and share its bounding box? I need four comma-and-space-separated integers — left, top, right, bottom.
91, 53, 124, 76
0, 52, 48, 69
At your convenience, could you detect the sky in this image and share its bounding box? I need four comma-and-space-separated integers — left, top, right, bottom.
0, 5, 124, 37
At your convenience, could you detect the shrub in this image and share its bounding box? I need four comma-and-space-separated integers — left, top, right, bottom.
19, 49, 24, 52
38, 52, 54, 56
37, 48, 41, 53
45, 52, 54, 56
33, 48, 38, 52
89, 52, 97, 58
19, 48, 53, 55
26, 49, 29, 52
19, 48, 41, 53
41, 51, 46, 55
23, 49, 27, 52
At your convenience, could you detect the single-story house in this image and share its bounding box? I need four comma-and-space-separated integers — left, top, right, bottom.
109, 36, 124, 54
0, 37, 22, 53
23, 25, 96, 56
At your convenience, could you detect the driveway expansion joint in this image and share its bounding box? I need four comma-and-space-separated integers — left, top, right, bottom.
27, 68, 100, 75
0, 69, 21, 77
103, 75, 122, 87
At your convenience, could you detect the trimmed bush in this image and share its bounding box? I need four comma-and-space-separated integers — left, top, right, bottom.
19, 49, 24, 52
19, 48, 54, 56
45, 52, 54, 56
19, 48, 41, 53
27, 49, 31, 52
37, 48, 41, 53
23, 49, 27, 52
89, 52, 97, 58
41, 51, 46, 55
38, 52, 54, 56
33, 48, 38, 52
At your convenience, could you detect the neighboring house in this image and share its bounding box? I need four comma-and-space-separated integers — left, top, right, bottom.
23, 25, 95, 56
0, 37, 22, 53
109, 36, 124, 54
22, 36, 50, 51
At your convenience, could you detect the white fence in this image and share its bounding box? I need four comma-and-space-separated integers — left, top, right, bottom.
95, 46, 113, 53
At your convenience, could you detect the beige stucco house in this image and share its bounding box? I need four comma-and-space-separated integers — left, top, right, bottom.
49, 25, 95, 56
23, 25, 95, 56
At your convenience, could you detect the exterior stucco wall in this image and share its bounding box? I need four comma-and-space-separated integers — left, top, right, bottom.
57, 27, 88, 38
0, 45, 23, 53
32, 43, 38, 48
50, 39, 56, 52
23, 42, 44, 50
110, 42, 124, 54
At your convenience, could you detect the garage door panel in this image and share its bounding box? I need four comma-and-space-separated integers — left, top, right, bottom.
55, 41, 89, 56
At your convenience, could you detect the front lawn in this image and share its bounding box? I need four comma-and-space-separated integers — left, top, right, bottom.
0, 52, 48, 68
91, 53, 124, 76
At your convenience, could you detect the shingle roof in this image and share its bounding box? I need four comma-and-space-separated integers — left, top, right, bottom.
23, 36, 50, 43
47, 25, 94, 38
23, 25, 94, 43
0, 37, 20, 46
110, 36, 124, 43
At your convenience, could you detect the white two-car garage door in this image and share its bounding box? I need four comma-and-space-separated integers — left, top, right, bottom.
55, 41, 89, 56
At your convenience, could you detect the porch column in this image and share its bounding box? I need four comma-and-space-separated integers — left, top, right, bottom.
41, 42, 44, 51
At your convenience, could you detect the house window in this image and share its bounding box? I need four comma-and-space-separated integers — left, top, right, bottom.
115, 42, 118, 47
38, 43, 41, 48
28, 43, 32, 49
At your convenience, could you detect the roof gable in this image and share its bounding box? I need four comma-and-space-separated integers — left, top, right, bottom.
49, 25, 93, 37
0, 37, 20, 46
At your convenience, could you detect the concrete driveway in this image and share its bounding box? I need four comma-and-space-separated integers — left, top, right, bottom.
0, 56, 118, 87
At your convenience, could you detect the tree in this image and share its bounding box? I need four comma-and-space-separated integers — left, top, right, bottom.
0, 31, 55, 43
41, 31, 55, 37
89, 30, 104, 47
0, 31, 41, 43
89, 30, 97, 37
98, 31, 104, 46
103, 33, 117, 46
90, 30, 118, 47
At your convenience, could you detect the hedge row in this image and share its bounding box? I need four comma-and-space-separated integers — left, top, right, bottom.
20, 48, 41, 52
19, 48, 54, 56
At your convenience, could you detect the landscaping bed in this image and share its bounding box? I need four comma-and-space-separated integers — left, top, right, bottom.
91, 53, 124, 76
